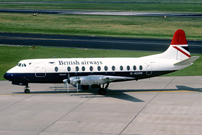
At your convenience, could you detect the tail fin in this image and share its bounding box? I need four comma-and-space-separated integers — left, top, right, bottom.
161, 29, 190, 60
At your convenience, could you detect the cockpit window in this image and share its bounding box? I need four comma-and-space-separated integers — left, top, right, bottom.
17, 63, 26, 67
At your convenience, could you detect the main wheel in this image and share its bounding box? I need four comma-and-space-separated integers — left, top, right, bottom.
24, 89, 30, 93
98, 88, 106, 95
81, 85, 89, 90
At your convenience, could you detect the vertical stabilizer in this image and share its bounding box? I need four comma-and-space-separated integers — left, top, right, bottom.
161, 29, 190, 60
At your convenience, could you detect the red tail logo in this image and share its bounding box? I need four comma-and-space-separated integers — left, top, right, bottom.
171, 29, 187, 45
171, 29, 190, 58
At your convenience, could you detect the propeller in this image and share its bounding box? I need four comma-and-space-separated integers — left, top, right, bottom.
63, 74, 80, 93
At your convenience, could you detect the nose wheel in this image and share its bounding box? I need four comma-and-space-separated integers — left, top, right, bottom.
24, 84, 30, 93
24, 89, 30, 93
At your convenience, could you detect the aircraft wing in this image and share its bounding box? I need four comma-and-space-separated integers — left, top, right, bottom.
174, 56, 200, 66
67, 75, 135, 86
102, 76, 135, 81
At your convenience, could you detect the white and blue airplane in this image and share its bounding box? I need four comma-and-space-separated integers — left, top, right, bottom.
3, 29, 199, 95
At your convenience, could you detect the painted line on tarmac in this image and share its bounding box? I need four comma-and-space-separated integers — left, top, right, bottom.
0, 92, 90, 95
133, 90, 194, 93
0, 90, 196, 96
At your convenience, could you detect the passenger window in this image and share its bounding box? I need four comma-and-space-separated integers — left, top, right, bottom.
82, 66, 85, 71
67, 67, 71, 71
120, 66, 123, 71
133, 65, 136, 70
97, 66, 101, 71
90, 66, 93, 71
127, 65, 130, 71
104, 66, 108, 71
55, 67, 58, 72
24, 64, 26, 67
139, 65, 143, 70
76, 66, 79, 71
112, 66, 115, 71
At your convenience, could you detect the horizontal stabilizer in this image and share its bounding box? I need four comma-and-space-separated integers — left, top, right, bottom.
174, 56, 200, 66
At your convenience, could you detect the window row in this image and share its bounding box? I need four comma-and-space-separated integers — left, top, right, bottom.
55, 65, 143, 72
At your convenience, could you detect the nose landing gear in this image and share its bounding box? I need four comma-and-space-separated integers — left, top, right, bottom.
24, 84, 30, 93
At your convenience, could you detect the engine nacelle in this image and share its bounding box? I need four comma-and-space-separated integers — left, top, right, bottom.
69, 75, 106, 85
69, 77, 80, 85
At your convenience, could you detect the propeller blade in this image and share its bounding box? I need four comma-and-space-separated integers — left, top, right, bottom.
76, 83, 78, 93
63, 79, 69, 92
63, 79, 67, 88
68, 73, 70, 80
66, 83, 69, 92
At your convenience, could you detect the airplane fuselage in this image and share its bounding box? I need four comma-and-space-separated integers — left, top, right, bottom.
5, 57, 182, 84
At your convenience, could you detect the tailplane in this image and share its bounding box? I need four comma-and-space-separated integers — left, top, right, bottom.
174, 56, 199, 66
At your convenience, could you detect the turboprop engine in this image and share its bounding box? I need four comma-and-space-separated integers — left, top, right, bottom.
63, 75, 108, 92
77, 75, 106, 85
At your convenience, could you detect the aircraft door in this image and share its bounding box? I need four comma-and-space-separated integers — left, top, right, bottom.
35, 63, 46, 77
146, 61, 152, 75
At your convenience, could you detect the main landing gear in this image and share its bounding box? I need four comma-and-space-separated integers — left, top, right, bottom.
98, 88, 106, 95
81, 85, 89, 90
98, 83, 109, 95
81, 83, 110, 95
24, 84, 30, 93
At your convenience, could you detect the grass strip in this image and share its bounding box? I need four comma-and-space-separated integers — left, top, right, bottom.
0, 2, 202, 13
0, 13, 202, 40
1, 0, 202, 2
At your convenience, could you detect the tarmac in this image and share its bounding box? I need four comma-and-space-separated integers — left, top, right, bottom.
1, 33, 202, 54
1, 9, 202, 18
0, 76, 202, 135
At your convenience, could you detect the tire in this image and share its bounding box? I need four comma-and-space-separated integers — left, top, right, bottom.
81, 85, 89, 90
24, 89, 30, 93
98, 88, 106, 95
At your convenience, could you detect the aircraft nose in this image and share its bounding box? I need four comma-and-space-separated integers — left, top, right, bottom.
3, 73, 8, 80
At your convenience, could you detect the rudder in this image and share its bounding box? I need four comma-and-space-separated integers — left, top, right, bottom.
161, 29, 190, 60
